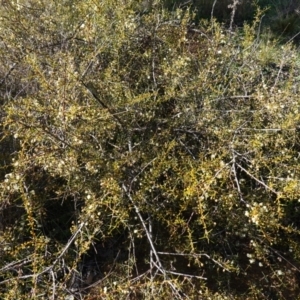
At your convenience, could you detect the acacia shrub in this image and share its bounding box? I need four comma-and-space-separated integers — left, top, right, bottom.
0, 1, 300, 299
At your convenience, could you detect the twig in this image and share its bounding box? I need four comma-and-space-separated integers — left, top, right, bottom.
122, 185, 163, 270
255, 14, 265, 43
157, 251, 231, 272
0, 63, 17, 86
231, 150, 247, 204
165, 269, 206, 279
50, 269, 56, 300
130, 270, 151, 283
285, 30, 300, 44
272, 59, 285, 91
239, 128, 293, 132
236, 163, 278, 194
177, 138, 196, 160
127, 228, 139, 277
78, 250, 120, 291
211, 0, 218, 21
151, 261, 187, 299
129, 158, 157, 190
149, 214, 154, 282
81, 81, 124, 126
228, 0, 240, 33
0, 222, 85, 285
0, 257, 32, 273
256, 237, 300, 273
122, 184, 186, 299
15, 119, 77, 150
52, 222, 85, 266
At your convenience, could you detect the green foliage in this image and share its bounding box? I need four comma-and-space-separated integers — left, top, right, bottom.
1, 0, 300, 299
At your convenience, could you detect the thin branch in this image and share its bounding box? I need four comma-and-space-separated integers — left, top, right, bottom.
255, 14, 265, 42
149, 214, 154, 283
211, 0, 218, 21
165, 269, 206, 279
0, 257, 32, 273
130, 158, 157, 189
50, 270, 56, 300
52, 222, 85, 266
272, 59, 285, 91
130, 270, 151, 283
231, 150, 247, 204
157, 251, 231, 272
151, 261, 187, 299
77, 250, 120, 291
122, 185, 162, 269
236, 163, 278, 194
0, 222, 85, 286
122, 184, 186, 299
80, 60, 94, 81
239, 128, 293, 132
285, 30, 300, 44
81, 81, 124, 126
15, 119, 77, 150
229, 0, 240, 33
256, 237, 300, 273
177, 138, 196, 160
0, 63, 17, 86
214, 95, 254, 100
128, 229, 139, 277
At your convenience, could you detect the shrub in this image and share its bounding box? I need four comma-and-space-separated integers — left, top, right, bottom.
1, 1, 300, 299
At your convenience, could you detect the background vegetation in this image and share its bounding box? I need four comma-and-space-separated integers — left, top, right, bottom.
1, 0, 300, 299
163, 0, 300, 41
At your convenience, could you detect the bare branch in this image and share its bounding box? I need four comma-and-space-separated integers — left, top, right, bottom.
122, 184, 187, 299
231, 150, 247, 204
0, 222, 85, 286
81, 81, 124, 126
0, 257, 32, 273
157, 251, 231, 273
236, 163, 278, 194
